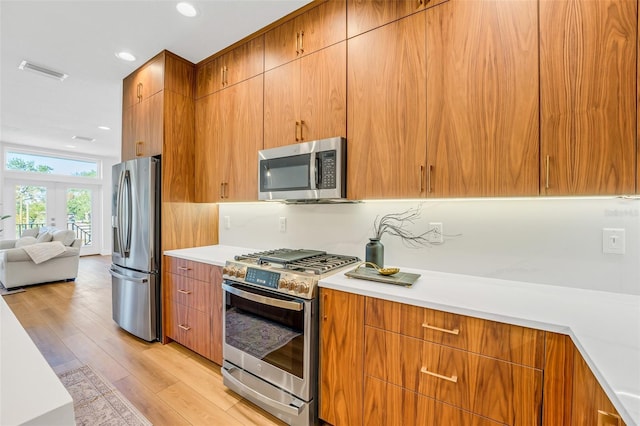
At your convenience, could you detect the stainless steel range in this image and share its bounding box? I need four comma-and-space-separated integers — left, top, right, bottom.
221, 249, 359, 426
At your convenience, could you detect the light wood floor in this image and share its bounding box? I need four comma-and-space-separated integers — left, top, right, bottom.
3, 255, 286, 426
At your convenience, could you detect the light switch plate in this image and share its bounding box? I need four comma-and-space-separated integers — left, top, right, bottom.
602, 228, 625, 255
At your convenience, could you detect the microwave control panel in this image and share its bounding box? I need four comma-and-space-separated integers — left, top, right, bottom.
317, 151, 336, 189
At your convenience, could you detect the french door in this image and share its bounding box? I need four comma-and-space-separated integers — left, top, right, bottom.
4, 179, 101, 256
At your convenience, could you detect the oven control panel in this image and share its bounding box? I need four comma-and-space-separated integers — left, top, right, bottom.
222, 261, 317, 299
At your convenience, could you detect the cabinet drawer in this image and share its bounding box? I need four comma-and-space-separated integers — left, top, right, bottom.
165, 272, 212, 312
165, 302, 211, 359
365, 297, 544, 368
364, 375, 503, 426
164, 257, 214, 281
365, 327, 542, 425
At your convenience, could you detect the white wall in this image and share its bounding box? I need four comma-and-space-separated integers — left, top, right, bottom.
219, 197, 640, 295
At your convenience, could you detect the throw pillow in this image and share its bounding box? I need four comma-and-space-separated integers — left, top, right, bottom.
20, 228, 39, 238
36, 232, 53, 243
15, 236, 37, 247
51, 230, 76, 246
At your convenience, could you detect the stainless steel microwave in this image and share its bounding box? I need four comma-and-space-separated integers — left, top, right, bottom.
258, 137, 347, 202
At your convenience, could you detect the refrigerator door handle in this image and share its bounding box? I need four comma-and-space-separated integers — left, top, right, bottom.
121, 170, 132, 256
114, 169, 126, 257
109, 268, 148, 283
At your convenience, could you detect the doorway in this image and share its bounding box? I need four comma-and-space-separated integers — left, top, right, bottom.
4, 179, 102, 256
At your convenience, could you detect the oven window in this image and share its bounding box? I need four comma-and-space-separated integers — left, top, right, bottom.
225, 285, 305, 379
260, 154, 310, 191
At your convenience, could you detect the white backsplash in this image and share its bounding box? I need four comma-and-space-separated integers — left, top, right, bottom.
219, 197, 640, 295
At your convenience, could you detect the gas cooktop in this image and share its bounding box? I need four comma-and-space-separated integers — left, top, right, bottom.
224, 248, 360, 299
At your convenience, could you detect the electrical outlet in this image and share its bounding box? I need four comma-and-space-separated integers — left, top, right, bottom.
428, 222, 443, 244
224, 216, 231, 230
603, 228, 625, 254
279, 217, 287, 233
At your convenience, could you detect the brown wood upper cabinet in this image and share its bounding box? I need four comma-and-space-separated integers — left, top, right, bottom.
264, 41, 346, 149
426, 0, 539, 197
347, 0, 448, 38
195, 75, 263, 202
264, 0, 346, 71
540, 0, 637, 196
122, 54, 164, 108
347, 12, 427, 199
195, 36, 264, 99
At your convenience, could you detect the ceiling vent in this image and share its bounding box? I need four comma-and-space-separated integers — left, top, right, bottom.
72, 135, 95, 142
18, 60, 69, 81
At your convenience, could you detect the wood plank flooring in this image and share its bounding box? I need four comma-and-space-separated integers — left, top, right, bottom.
3, 255, 286, 426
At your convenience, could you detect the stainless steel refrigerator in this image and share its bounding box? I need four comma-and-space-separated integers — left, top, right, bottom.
110, 156, 161, 341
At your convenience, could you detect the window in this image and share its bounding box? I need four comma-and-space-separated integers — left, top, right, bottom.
5, 151, 98, 178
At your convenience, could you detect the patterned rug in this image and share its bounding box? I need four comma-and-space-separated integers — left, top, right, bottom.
57, 365, 152, 426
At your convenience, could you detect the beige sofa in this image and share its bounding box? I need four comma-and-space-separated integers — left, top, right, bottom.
0, 228, 81, 289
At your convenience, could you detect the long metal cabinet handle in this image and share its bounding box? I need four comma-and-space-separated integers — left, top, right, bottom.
295, 121, 300, 141
420, 367, 458, 383
177, 289, 192, 295
420, 165, 424, 192
299, 120, 304, 141
221, 66, 225, 87
222, 283, 303, 311
109, 268, 148, 283
135, 141, 143, 157
178, 324, 191, 331
295, 32, 300, 55
422, 323, 460, 335
545, 155, 550, 190
222, 366, 303, 416
299, 30, 304, 54
427, 164, 433, 193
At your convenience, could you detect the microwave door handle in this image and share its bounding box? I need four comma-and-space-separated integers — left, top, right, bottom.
310, 153, 317, 190
315, 156, 322, 188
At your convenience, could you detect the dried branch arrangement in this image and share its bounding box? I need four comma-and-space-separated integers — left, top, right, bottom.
372, 205, 434, 247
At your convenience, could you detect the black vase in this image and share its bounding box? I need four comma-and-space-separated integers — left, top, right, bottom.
365, 238, 384, 268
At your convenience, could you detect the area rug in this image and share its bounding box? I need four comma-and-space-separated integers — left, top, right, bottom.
0, 282, 25, 296
57, 365, 152, 426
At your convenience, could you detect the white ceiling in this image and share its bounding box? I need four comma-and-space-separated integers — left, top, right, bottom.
0, 0, 311, 159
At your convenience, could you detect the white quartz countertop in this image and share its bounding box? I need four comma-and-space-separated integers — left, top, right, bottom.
164, 245, 640, 425
1, 296, 75, 425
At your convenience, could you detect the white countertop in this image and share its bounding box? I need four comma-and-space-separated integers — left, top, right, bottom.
164, 245, 640, 426
1, 296, 75, 426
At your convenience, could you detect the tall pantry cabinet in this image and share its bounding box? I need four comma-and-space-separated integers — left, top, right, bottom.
539, 0, 637, 195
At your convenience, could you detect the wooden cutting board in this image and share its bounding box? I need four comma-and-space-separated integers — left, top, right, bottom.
344, 266, 421, 287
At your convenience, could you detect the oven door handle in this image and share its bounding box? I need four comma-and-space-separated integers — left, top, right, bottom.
222, 283, 303, 311
222, 365, 303, 416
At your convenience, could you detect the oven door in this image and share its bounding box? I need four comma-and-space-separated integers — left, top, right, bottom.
222, 281, 316, 401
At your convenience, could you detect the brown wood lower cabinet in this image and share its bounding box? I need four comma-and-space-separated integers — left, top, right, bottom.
364, 376, 502, 426
320, 293, 627, 426
163, 257, 223, 364
365, 326, 542, 425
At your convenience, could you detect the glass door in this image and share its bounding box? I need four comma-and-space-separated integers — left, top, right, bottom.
4, 180, 101, 255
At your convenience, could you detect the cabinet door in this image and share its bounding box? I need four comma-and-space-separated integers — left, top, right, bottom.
540, 0, 637, 195
265, 1, 346, 71
195, 60, 217, 99
122, 54, 164, 108
220, 35, 264, 88
347, 13, 426, 199
348, 0, 448, 38
124, 93, 163, 161
319, 288, 364, 426
210, 266, 223, 365
264, 60, 301, 149
426, 0, 539, 197
217, 75, 264, 201
571, 348, 626, 426
300, 41, 346, 142
194, 93, 221, 202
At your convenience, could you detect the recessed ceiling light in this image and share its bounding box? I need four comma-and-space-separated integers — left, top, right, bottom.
176, 2, 197, 17
98, 126, 111, 130
66, 145, 77, 148
115, 51, 136, 62
18, 60, 68, 81
72, 135, 96, 142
